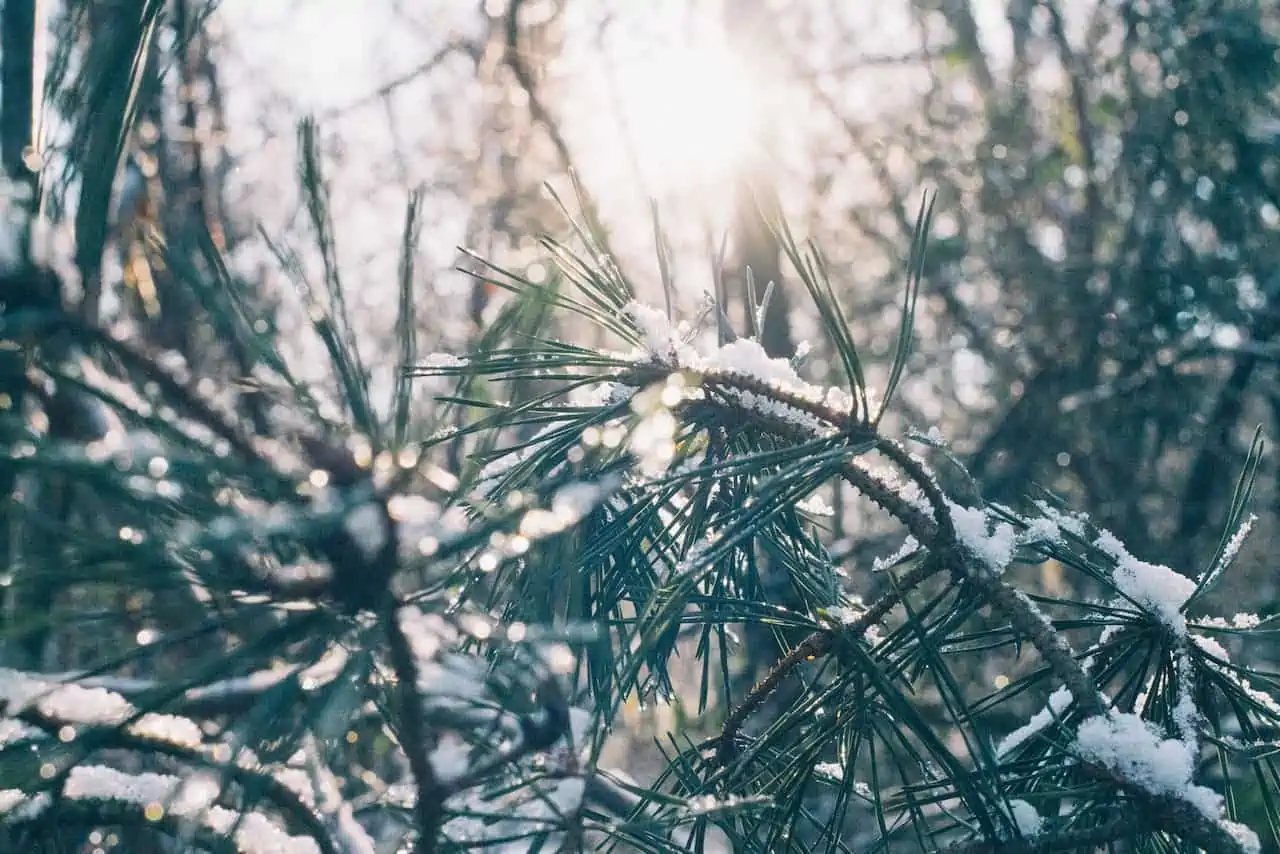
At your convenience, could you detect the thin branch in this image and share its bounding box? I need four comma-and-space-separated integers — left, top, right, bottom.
714, 556, 943, 765
438, 677, 570, 798
503, 0, 629, 281
317, 42, 479, 121
875, 437, 955, 543
937, 0, 996, 98
810, 50, 936, 76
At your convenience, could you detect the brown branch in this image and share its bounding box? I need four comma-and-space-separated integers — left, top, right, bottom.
635, 362, 946, 541
874, 437, 955, 543
714, 556, 943, 765
975, 579, 1105, 718
681, 370, 943, 538
702, 372, 857, 432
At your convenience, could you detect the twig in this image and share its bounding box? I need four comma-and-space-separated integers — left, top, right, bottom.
631, 361, 947, 539
714, 556, 943, 765
318, 42, 478, 121
503, 0, 630, 283
1043, 0, 1101, 262
1175, 301, 1280, 558
439, 677, 571, 797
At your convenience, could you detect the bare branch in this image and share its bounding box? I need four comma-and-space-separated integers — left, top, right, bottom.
318, 42, 481, 121
503, 0, 630, 282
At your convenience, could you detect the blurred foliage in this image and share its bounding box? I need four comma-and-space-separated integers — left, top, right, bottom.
0, 0, 1279, 852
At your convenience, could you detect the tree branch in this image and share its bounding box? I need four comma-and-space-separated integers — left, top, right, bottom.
1043, 0, 1102, 265
503, 0, 628, 282
714, 556, 942, 766
623, 356, 1259, 854
319, 41, 479, 121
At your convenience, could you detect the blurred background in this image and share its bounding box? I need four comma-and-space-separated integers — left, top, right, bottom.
4, 0, 1280, 826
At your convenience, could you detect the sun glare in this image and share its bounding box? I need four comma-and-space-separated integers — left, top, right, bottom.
601, 21, 765, 201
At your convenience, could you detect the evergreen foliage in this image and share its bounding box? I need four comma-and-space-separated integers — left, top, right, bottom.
1, 171, 1278, 853
2, 1, 1280, 853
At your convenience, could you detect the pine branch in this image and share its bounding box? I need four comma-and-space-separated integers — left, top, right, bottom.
714, 555, 943, 766
620, 352, 1262, 854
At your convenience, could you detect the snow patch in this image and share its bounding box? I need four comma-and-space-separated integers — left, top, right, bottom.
60, 765, 321, 854
1074, 713, 1258, 852
950, 503, 1016, 574
813, 762, 843, 781
1008, 799, 1043, 838
625, 302, 684, 362
1094, 530, 1195, 634
1075, 714, 1210, 809
421, 353, 469, 369
996, 686, 1072, 758
130, 713, 204, 747
620, 300, 856, 435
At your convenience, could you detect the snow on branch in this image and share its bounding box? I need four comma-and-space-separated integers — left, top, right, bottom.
0, 766, 321, 854
608, 297, 1270, 854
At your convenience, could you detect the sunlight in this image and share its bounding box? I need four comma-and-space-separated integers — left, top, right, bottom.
598, 16, 766, 202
